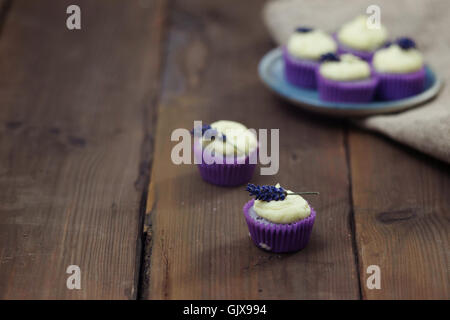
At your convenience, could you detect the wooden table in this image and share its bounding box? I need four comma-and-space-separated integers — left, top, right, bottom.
0, 0, 448, 300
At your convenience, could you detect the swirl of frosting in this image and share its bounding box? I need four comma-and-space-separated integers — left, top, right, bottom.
287, 29, 337, 60
253, 184, 311, 224
200, 120, 257, 157
373, 44, 423, 73
337, 15, 388, 51
319, 54, 370, 81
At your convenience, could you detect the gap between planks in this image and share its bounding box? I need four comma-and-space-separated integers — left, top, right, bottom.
135, 0, 172, 300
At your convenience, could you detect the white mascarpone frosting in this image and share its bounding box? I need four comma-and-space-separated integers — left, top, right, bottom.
287, 29, 337, 61
337, 15, 388, 52
373, 44, 424, 74
319, 54, 371, 81
253, 184, 311, 224
200, 120, 257, 157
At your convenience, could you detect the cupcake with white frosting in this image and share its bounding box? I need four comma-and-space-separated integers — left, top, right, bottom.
316, 53, 378, 103
283, 27, 337, 89
193, 120, 258, 186
372, 37, 425, 100
336, 15, 388, 61
243, 183, 316, 253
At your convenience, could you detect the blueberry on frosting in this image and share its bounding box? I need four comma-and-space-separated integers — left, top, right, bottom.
319, 52, 340, 63
382, 40, 393, 49
295, 26, 313, 33
396, 37, 416, 50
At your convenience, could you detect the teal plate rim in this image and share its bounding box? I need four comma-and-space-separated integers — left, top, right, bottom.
258, 47, 444, 117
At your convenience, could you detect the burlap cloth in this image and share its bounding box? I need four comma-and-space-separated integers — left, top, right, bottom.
263, 0, 450, 163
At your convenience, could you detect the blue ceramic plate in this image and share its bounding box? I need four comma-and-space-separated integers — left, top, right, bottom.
258, 47, 443, 117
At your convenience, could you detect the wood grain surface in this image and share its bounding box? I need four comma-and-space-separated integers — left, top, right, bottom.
142, 0, 359, 299
349, 130, 449, 299
0, 0, 167, 299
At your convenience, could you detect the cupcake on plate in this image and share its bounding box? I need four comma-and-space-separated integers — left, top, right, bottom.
193, 120, 258, 187
336, 15, 388, 61
372, 37, 426, 100
243, 183, 317, 253
316, 53, 378, 103
283, 27, 337, 89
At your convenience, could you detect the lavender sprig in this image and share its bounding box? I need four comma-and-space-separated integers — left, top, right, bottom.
246, 184, 319, 202
191, 124, 226, 141
246, 184, 287, 201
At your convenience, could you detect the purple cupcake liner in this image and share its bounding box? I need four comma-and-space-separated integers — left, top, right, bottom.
316, 70, 378, 103
243, 199, 316, 253
283, 46, 319, 89
373, 67, 426, 100
196, 162, 256, 187
193, 140, 257, 187
333, 33, 376, 62
337, 43, 374, 62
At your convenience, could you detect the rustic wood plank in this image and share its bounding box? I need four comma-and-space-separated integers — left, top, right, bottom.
0, 0, 11, 27
0, 0, 167, 299
349, 130, 450, 299
142, 0, 360, 299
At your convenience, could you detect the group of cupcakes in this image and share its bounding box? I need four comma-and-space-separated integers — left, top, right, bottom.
284, 15, 426, 102
188, 17, 427, 255
193, 120, 317, 253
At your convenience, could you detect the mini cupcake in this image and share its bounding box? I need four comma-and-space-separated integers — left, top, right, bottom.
336, 15, 388, 61
243, 183, 317, 253
193, 120, 258, 187
372, 38, 425, 100
283, 27, 337, 89
316, 53, 378, 103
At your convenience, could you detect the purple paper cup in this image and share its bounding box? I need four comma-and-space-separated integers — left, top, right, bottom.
373, 67, 426, 100
193, 139, 257, 187
283, 46, 319, 89
243, 199, 316, 253
337, 43, 374, 62
316, 70, 378, 103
